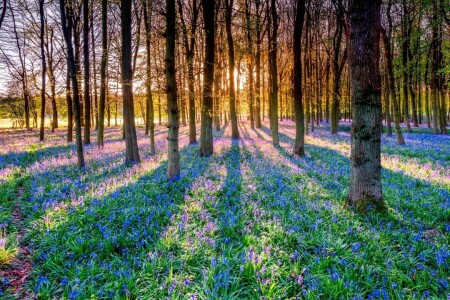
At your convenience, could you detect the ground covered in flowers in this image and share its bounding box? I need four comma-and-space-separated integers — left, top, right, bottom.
0, 121, 449, 299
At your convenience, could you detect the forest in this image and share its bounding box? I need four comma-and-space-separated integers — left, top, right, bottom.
0, 0, 449, 298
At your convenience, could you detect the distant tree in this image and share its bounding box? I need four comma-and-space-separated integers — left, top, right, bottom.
199, 0, 215, 156
346, 0, 385, 212
381, 22, 405, 145
330, 0, 346, 135
166, 0, 180, 180
293, 0, 305, 156
177, 0, 199, 144
60, 0, 85, 168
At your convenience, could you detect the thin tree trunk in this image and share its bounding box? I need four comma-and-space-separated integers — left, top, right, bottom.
225, 0, 239, 139
39, 0, 46, 142
269, 0, 279, 145
83, 0, 91, 144
97, 0, 107, 147
144, 0, 155, 153
166, 0, 180, 179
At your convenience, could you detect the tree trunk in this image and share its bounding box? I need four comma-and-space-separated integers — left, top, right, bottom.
144, 0, 155, 154
293, 0, 305, 156
60, 0, 85, 168
66, 64, 73, 142
225, 0, 239, 139
166, 0, 180, 179
97, 0, 107, 147
39, 0, 46, 142
83, 0, 91, 144
121, 0, 140, 164
346, 0, 385, 212
245, 0, 254, 129
269, 0, 279, 145
199, 0, 215, 156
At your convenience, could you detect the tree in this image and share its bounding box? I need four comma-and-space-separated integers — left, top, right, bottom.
166, 0, 180, 180
330, 0, 346, 135
268, 0, 278, 145
144, 0, 155, 154
60, 0, 85, 168
177, 0, 199, 144
346, 0, 385, 212
121, 0, 140, 164
293, 0, 305, 156
97, 0, 107, 148
244, 0, 254, 129
39, 0, 46, 141
225, 0, 239, 139
381, 25, 405, 145
83, 0, 90, 144
199, 0, 215, 156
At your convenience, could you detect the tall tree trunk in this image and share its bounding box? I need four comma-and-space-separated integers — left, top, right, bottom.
330, 2, 346, 134
255, 0, 262, 128
384, 67, 392, 135
346, 0, 385, 212
166, 0, 180, 179
60, 0, 84, 168
177, 0, 199, 144
245, 0, 254, 129
269, 0, 279, 145
225, 0, 239, 139
384, 1, 404, 144
293, 0, 305, 156
39, 0, 46, 141
83, 0, 91, 144
121, 0, 140, 163
200, 0, 215, 156
66, 64, 73, 142
97, 0, 107, 147
91, 11, 98, 130
401, 6, 411, 132
144, 0, 155, 153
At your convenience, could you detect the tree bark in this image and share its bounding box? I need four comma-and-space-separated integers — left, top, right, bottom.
97, 0, 107, 147
293, 0, 305, 156
83, 0, 91, 144
60, 0, 85, 168
121, 0, 140, 164
225, 0, 239, 139
166, 0, 180, 179
269, 0, 279, 145
144, 0, 155, 154
199, 0, 215, 156
346, 0, 385, 212
39, 0, 46, 142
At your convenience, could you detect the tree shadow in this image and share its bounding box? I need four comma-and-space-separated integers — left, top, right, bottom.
25, 122, 234, 298
257, 124, 448, 230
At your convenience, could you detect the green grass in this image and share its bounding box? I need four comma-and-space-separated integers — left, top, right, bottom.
0, 122, 449, 299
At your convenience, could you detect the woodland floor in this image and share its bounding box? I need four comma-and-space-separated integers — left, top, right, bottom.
0, 120, 449, 299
